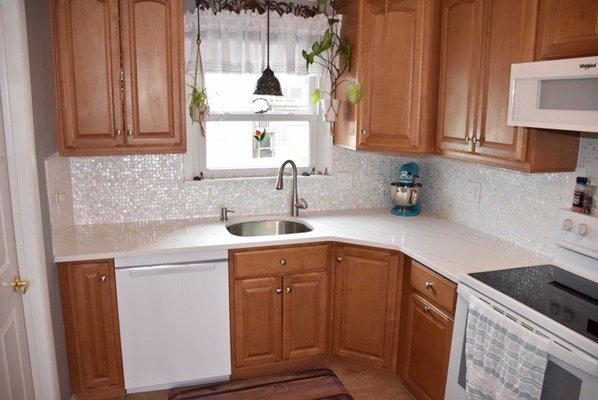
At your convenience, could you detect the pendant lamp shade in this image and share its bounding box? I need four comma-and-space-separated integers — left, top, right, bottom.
254, 1, 283, 96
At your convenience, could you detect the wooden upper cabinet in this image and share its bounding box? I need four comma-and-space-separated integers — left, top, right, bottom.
335, 0, 440, 154
436, 0, 580, 172
120, 0, 185, 149
436, 0, 483, 154
58, 259, 124, 399
332, 245, 403, 369
536, 0, 598, 60
52, 0, 124, 152
52, 0, 185, 155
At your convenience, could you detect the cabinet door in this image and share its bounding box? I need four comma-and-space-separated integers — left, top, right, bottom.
52, 0, 125, 154
283, 272, 329, 360
233, 277, 283, 368
356, 0, 439, 153
474, 0, 536, 162
58, 260, 124, 398
332, 245, 402, 368
120, 0, 185, 151
436, 0, 483, 154
536, 0, 598, 60
401, 293, 454, 400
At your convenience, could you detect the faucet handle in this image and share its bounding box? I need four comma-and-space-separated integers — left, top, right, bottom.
296, 198, 308, 210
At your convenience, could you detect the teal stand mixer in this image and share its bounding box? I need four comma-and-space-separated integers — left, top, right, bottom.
391, 162, 422, 217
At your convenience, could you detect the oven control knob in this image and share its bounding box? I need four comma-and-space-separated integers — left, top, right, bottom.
549, 302, 560, 315
561, 219, 573, 231
563, 308, 575, 322
576, 223, 588, 237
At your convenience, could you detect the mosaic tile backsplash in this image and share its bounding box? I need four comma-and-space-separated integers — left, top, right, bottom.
47, 136, 598, 257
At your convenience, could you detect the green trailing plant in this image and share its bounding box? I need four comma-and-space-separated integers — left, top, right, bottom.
302, 1, 361, 105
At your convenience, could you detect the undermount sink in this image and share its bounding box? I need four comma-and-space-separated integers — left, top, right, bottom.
226, 219, 313, 237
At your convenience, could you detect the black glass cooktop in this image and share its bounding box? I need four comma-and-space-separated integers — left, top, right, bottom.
470, 265, 598, 343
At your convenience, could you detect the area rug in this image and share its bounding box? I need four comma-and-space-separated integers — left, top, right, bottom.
169, 368, 353, 400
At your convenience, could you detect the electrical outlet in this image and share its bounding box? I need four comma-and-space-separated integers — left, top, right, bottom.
465, 181, 482, 203
336, 171, 353, 190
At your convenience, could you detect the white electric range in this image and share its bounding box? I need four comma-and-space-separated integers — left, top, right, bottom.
446, 209, 598, 400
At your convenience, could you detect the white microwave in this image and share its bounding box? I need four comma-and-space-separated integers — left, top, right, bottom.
508, 56, 598, 133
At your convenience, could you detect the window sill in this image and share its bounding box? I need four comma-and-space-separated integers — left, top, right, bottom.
183, 174, 335, 186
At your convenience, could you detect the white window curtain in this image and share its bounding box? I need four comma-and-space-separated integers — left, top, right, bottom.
184, 9, 329, 75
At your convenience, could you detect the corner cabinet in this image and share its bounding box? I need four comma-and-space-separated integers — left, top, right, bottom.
399, 260, 456, 400
332, 244, 404, 369
535, 0, 598, 60
334, 0, 441, 154
230, 244, 330, 376
436, 0, 580, 172
52, 0, 186, 156
58, 259, 125, 400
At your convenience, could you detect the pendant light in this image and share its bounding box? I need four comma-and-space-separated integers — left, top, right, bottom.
254, 0, 282, 96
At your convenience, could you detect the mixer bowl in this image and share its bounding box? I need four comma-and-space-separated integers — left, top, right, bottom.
391, 183, 422, 207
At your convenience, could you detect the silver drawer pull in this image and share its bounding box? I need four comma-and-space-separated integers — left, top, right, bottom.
286, 287, 292, 294
336, 257, 343, 263
100, 275, 107, 283
280, 258, 287, 266
423, 305, 431, 313
276, 288, 283, 294
127, 129, 133, 137
425, 281, 434, 289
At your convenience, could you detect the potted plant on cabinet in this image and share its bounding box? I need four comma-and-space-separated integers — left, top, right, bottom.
302, 1, 361, 125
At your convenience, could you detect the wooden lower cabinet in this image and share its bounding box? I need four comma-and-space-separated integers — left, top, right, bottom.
401, 293, 454, 400
400, 260, 457, 400
230, 244, 330, 373
58, 259, 125, 400
332, 244, 404, 369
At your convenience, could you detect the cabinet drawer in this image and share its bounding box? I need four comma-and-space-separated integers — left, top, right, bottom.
233, 244, 329, 278
410, 261, 456, 314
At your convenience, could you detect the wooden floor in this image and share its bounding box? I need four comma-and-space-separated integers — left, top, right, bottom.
126, 359, 415, 400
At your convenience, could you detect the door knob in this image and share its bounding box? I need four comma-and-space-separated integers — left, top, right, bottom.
11, 275, 30, 294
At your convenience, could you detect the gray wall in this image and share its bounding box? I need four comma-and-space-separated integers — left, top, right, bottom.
23, 0, 70, 398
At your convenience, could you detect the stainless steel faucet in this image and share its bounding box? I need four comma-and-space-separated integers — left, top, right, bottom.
276, 160, 308, 217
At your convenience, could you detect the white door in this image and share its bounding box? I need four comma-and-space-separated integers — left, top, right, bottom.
0, 95, 34, 399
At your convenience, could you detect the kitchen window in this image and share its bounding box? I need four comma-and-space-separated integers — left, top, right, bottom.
183, 9, 330, 180
196, 73, 320, 176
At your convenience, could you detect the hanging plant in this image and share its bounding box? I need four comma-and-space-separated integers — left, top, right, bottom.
189, 4, 209, 135
302, 2, 362, 105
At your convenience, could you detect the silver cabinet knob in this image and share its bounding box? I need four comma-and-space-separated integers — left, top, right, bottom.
276, 288, 283, 294
425, 281, 434, 289
280, 258, 287, 266
286, 287, 292, 294
100, 275, 107, 283
336, 256, 343, 263
115, 129, 122, 136
360, 129, 367, 136
472, 136, 481, 144
576, 223, 588, 237
561, 219, 573, 231
423, 305, 431, 313
127, 129, 133, 137
465, 136, 472, 143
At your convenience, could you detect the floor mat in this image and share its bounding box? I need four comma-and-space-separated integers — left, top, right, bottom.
168, 368, 353, 400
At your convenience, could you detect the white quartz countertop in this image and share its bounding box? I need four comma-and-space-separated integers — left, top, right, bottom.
52, 208, 549, 282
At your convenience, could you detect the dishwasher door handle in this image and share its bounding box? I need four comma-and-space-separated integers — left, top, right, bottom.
121, 262, 223, 277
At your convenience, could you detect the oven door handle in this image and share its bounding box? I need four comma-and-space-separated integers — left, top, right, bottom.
458, 285, 598, 377
548, 342, 598, 378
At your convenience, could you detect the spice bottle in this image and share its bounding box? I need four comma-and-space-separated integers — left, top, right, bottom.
572, 177, 590, 213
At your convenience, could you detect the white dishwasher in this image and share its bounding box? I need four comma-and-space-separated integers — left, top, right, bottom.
115, 249, 231, 393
